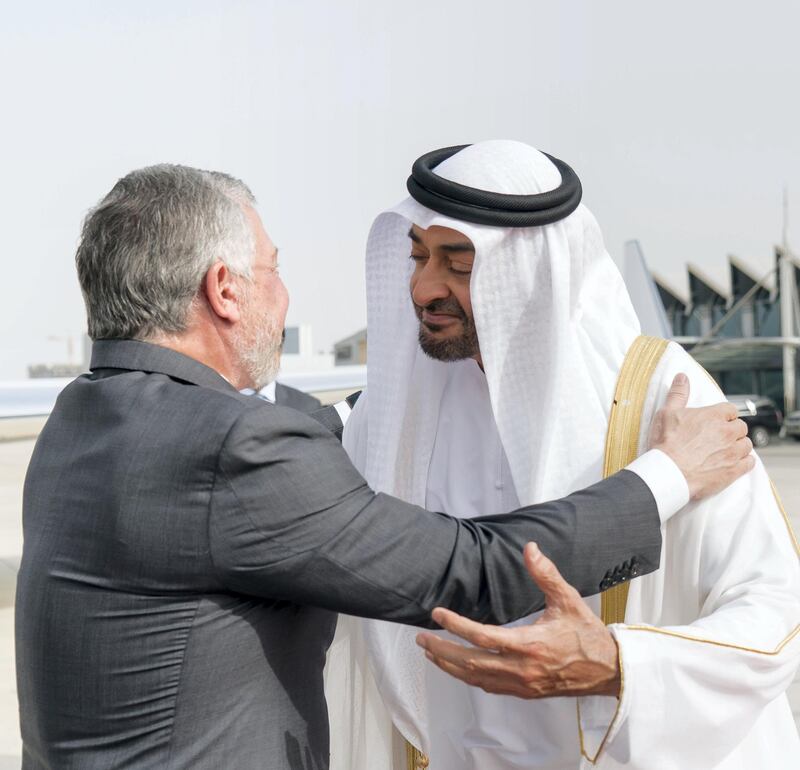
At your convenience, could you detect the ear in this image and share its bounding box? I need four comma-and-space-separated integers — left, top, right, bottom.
203, 261, 244, 323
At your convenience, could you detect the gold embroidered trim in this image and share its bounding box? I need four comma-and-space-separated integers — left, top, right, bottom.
577, 335, 668, 765
622, 622, 800, 655
406, 741, 429, 769
576, 636, 626, 765
576, 625, 800, 765
770, 480, 800, 556
600, 335, 669, 625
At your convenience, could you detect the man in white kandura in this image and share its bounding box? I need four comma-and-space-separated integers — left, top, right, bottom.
327, 140, 800, 769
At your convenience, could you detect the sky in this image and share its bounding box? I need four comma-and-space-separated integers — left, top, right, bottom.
2, 0, 800, 378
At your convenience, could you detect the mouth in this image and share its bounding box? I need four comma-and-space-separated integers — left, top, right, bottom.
421, 310, 461, 328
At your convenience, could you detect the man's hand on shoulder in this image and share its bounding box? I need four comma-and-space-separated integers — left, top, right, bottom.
416, 543, 621, 699
649, 374, 754, 501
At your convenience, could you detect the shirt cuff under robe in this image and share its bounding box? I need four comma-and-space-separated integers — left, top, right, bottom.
625, 449, 690, 523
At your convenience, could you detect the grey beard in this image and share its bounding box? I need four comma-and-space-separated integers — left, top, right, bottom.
239, 334, 281, 390
234, 314, 283, 390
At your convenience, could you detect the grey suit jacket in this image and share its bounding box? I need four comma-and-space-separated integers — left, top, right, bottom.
274, 382, 322, 413
16, 340, 661, 770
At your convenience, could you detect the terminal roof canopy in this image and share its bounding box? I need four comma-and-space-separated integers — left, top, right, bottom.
688, 264, 728, 308
653, 273, 688, 313
729, 256, 771, 301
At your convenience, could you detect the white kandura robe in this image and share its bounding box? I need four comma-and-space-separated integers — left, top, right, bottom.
330, 343, 800, 770
404, 358, 591, 769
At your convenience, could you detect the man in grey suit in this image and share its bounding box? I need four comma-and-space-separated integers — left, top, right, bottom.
15, 165, 752, 769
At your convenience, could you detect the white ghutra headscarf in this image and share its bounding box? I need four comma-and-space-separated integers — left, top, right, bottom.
355, 140, 640, 507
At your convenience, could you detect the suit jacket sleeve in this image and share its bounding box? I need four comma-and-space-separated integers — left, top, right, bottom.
209, 404, 661, 628
274, 382, 322, 413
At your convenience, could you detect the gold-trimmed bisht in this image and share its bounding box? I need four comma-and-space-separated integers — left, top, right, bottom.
580, 335, 800, 764
405, 742, 429, 769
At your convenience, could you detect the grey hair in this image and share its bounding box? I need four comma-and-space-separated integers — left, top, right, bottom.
76, 164, 257, 341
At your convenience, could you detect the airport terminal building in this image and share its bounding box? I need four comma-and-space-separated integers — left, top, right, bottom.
655, 247, 800, 415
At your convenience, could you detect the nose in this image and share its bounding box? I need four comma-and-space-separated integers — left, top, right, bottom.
411, 261, 451, 307
277, 275, 290, 312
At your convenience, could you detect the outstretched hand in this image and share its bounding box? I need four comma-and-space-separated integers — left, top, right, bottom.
416, 543, 621, 699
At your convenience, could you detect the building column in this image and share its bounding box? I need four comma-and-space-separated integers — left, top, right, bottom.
779, 251, 797, 414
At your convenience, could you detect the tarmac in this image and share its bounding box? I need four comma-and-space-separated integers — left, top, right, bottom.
1, 437, 799, 766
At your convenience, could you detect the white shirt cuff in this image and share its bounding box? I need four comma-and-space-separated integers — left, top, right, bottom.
625, 449, 690, 524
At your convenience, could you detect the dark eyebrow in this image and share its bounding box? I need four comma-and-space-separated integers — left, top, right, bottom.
439, 241, 475, 255
407, 227, 474, 254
